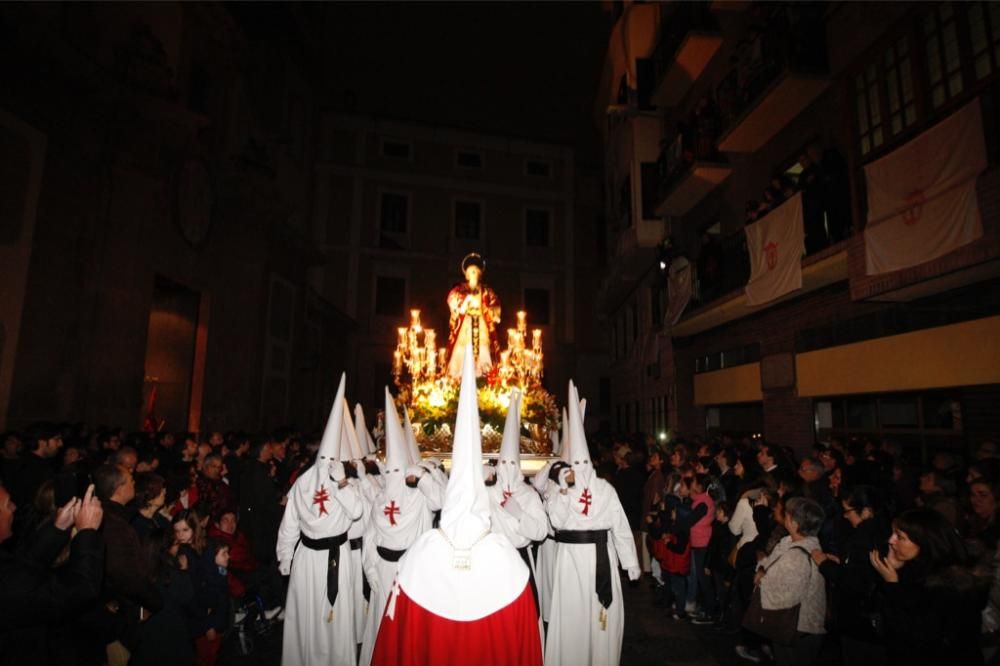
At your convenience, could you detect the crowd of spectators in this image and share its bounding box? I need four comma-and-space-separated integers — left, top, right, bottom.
0, 423, 304, 666
596, 432, 997, 666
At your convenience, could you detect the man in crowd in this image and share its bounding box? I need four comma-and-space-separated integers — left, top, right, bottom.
9, 422, 63, 521
197, 451, 236, 519
240, 437, 284, 569
90, 463, 162, 665
0, 482, 105, 666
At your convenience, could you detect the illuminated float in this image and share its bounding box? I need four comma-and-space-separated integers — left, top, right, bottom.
389, 253, 559, 456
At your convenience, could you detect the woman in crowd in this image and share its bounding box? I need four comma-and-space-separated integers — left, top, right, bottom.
870, 507, 988, 666
964, 479, 1000, 564
754, 497, 827, 666
812, 485, 890, 666
130, 527, 195, 666
131, 473, 169, 541
687, 474, 716, 621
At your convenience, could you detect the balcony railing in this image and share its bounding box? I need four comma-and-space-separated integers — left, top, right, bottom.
714, 4, 829, 152
650, 1, 722, 108
655, 117, 731, 216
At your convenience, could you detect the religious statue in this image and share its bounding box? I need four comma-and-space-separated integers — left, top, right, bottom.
446, 253, 500, 379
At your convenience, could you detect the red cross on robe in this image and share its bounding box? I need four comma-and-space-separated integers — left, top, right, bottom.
384, 500, 401, 526
579, 488, 593, 516
501, 488, 513, 508
312, 485, 331, 516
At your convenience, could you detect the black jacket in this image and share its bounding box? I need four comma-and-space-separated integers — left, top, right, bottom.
239, 460, 282, 564
0, 527, 105, 666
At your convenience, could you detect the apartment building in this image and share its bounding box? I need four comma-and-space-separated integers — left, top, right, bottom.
597, 1, 1000, 461
314, 114, 608, 421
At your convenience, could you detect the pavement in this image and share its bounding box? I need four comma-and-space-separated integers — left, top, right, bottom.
621, 574, 734, 666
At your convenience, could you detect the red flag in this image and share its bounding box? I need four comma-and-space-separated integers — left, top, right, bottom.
142, 385, 160, 432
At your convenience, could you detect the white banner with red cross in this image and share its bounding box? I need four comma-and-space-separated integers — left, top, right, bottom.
744, 193, 804, 306
864, 100, 987, 276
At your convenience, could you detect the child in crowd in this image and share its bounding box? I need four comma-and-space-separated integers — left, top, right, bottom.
702, 501, 735, 627
650, 474, 694, 620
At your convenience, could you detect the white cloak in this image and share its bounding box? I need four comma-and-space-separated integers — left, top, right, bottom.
543, 477, 638, 666
276, 472, 363, 666
358, 474, 440, 666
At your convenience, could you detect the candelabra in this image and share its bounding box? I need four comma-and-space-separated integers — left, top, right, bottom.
497, 309, 543, 388
393, 310, 445, 387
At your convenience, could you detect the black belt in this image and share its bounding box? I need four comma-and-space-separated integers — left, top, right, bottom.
432, 509, 442, 528
517, 546, 540, 618
377, 545, 406, 562
300, 532, 348, 606
555, 529, 613, 609
348, 537, 371, 601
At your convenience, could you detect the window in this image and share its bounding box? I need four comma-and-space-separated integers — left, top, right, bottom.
523, 288, 550, 326
525, 159, 551, 177
856, 63, 885, 156
884, 38, 917, 136
923, 3, 963, 109
375, 276, 406, 316
525, 208, 550, 247
379, 192, 408, 233
968, 2, 1000, 80
456, 150, 483, 169
381, 139, 412, 160
454, 200, 481, 240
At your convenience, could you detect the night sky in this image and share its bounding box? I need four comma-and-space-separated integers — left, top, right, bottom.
321, 2, 611, 160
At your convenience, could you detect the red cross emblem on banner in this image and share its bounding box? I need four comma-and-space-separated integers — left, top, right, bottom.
312, 485, 331, 516
579, 488, 593, 516
764, 241, 779, 270
384, 501, 400, 526
901, 189, 925, 226
501, 488, 513, 507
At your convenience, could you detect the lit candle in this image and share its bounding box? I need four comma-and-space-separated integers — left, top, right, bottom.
517, 310, 527, 333
425, 329, 436, 349
507, 328, 516, 348
439, 347, 447, 372
410, 309, 421, 329
393, 350, 402, 375
532, 329, 541, 351
398, 327, 407, 348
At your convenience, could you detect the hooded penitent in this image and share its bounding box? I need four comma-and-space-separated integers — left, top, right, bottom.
497, 389, 524, 490
402, 406, 422, 467
340, 398, 366, 462
355, 403, 378, 459
314, 372, 347, 490
565, 380, 594, 489
391, 343, 530, 621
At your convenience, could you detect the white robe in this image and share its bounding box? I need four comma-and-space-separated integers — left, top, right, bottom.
277, 472, 363, 666
533, 477, 560, 624
543, 477, 638, 666
359, 474, 441, 666
348, 475, 376, 641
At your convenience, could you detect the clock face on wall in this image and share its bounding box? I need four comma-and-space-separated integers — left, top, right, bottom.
176, 159, 213, 247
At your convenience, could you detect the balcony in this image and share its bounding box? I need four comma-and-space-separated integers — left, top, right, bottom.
671, 239, 849, 337
655, 130, 731, 216
650, 2, 722, 108
714, 5, 830, 153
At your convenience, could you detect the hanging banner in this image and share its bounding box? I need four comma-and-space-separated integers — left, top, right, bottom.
666, 256, 692, 326
864, 100, 986, 275
744, 193, 804, 306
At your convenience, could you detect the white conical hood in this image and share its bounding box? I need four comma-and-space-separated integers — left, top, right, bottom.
340, 399, 365, 460
440, 342, 491, 544
559, 406, 570, 462
549, 427, 560, 456
354, 403, 377, 457
383, 389, 410, 472
402, 406, 422, 465
566, 379, 594, 487
315, 373, 347, 484
497, 389, 523, 487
